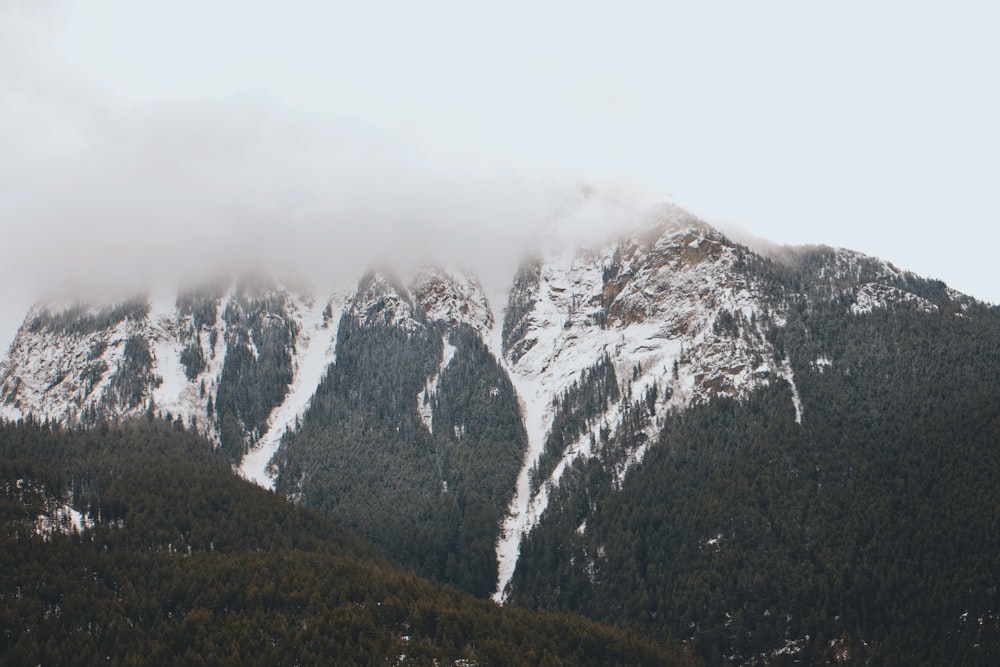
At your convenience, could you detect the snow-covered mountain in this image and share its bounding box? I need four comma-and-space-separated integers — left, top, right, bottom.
0, 204, 980, 603
2, 204, 996, 664
491, 208, 981, 600
494, 209, 799, 600
0, 278, 330, 470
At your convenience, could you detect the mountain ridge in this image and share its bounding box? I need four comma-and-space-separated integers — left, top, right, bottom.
2, 207, 997, 662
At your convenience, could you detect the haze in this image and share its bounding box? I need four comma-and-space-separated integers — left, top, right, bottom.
3, 1, 999, 352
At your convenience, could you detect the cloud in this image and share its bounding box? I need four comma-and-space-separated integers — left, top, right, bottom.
0, 6, 592, 312
0, 5, 600, 352
0, 10, 661, 313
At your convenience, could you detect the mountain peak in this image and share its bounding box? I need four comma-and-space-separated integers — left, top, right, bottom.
348, 271, 423, 331
411, 263, 494, 334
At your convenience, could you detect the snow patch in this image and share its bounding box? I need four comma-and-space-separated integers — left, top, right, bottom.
148, 290, 187, 414
239, 290, 347, 489
851, 283, 938, 315
417, 335, 457, 434
14, 481, 98, 538
812, 356, 832, 372
780, 356, 803, 425
702, 533, 724, 551
36, 500, 92, 536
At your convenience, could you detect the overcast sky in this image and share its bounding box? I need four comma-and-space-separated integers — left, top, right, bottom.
2, 1, 999, 352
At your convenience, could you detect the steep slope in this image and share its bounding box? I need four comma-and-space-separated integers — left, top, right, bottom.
494, 208, 805, 601
0, 277, 329, 469
0, 418, 693, 667
411, 263, 494, 336
238, 289, 347, 488
272, 267, 526, 596
505, 238, 1000, 663
0, 297, 160, 426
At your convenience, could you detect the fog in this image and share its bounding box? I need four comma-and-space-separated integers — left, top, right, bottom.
0, 6, 663, 351
4, 94, 559, 289
4, 2, 999, 353
2, 104, 584, 345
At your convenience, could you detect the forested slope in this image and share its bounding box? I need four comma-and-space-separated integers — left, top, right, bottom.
0, 419, 693, 666
510, 297, 1000, 665
274, 311, 527, 597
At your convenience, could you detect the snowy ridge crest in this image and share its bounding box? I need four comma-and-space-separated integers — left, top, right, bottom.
348, 271, 424, 331
411, 264, 494, 335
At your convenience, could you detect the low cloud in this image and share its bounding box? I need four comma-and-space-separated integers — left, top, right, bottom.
2, 90, 567, 295
0, 4, 665, 351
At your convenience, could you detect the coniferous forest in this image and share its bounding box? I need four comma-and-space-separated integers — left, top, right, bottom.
274, 313, 528, 598
510, 298, 1000, 665
0, 418, 692, 666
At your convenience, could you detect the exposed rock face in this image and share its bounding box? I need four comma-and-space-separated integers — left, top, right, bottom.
0, 278, 317, 466
411, 264, 494, 335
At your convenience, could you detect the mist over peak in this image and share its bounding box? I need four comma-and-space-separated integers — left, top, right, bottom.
1, 77, 658, 347
1, 60, 672, 324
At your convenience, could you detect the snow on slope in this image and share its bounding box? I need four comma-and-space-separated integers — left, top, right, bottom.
0, 299, 154, 425
239, 290, 347, 489
349, 272, 424, 331
851, 282, 938, 315
149, 285, 232, 438
412, 264, 494, 337
36, 499, 93, 537
237, 266, 495, 486
417, 335, 457, 435
493, 218, 801, 601
493, 245, 688, 600
780, 356, 803, 425
410, 265, 494, 434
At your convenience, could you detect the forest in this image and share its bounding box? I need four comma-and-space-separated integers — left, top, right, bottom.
0, 418, 693, 666
274, 313, 528, 598
510, 287, 1000, 665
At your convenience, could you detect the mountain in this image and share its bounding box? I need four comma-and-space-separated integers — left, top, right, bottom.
0, 418, 692, 666
500, 220, 1000, 664
2, 203, 998, 663
271, 268, 526, 597
494, 208, 805, 600
0, 278, 318, 468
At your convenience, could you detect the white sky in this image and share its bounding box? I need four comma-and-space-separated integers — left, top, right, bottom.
2, 1, 999, 352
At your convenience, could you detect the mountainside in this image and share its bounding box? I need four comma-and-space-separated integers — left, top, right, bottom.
502, 229, 1000, 663
0, 418, 691, 666
271, 268, 526, 596
495, 208, 803, 600
0, 278, 322, 469
491, 206, 985, 603
2, 204, 998, 662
